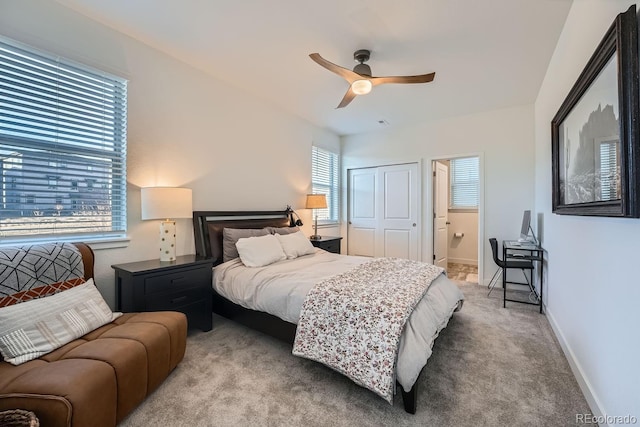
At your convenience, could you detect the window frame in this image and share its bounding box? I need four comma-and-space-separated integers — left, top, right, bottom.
311, 146, 340, 226
0, 36, 128, 245
449, 156, 479, 211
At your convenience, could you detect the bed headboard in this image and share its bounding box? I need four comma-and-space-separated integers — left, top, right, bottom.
193, 210, 293, 265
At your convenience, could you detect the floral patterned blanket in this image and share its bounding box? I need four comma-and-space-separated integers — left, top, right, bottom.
292, 257, 444, 403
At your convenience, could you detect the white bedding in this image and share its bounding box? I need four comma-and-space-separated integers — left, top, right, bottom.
212, 249, 464, 392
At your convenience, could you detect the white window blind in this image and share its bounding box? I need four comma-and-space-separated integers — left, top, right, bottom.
450, 157, 479, 209
0, 37, 128, 241
599, 140, 619, 201
311, 146, 339, 223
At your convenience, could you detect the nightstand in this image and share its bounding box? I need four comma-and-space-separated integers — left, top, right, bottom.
310, 236, 343, 254
112, 255, 213, 331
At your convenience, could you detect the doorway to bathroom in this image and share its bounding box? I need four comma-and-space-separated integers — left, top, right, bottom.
432, 155, 481, 284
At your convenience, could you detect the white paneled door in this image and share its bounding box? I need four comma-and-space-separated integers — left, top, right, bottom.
347, 167, 377, 257
433, 161, 449, 269
348, 163, 419, 260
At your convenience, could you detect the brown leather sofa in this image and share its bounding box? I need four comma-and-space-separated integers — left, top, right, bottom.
0, 244, 188, 426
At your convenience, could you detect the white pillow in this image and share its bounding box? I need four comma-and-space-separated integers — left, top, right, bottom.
0, 279, 122, 365
276, 231, 316, 259
236, 234, 286, 267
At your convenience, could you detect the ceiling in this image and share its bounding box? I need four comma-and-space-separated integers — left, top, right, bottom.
56, 0, 573, 136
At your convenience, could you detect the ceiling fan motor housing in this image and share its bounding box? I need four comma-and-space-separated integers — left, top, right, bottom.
353, 49, 372, 76
353, 63, 372, 76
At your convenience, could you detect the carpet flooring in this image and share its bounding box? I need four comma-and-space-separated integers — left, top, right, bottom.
120, 282, 592, 426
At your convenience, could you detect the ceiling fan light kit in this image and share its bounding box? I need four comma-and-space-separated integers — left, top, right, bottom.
309, 49, 436, 108
351, 79, 372, 95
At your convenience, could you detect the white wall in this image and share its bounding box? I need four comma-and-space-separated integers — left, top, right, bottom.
0, 0, 340, 308
447, 211, 478, 265
534, 0, 640, 422
341, 104, 535, 284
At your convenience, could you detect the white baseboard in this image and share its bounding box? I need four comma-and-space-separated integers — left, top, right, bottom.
448, 257, 478, 266
545, 308, 608, 426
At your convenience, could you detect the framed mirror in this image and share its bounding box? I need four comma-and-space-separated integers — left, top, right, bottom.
551, 5, 640, 217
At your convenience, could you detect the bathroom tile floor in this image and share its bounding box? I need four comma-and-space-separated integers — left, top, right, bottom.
447, 262, 478, 284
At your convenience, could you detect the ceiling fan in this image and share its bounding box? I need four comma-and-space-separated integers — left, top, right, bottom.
309, 49, 436, 108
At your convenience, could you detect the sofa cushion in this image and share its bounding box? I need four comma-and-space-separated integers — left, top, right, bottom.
121, 312, 187, 370
0, 279, 121, 365
63, 338, 147, 422
102, 322, 171, 393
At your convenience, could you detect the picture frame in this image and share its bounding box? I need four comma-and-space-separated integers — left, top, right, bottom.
551, 5, 640, 217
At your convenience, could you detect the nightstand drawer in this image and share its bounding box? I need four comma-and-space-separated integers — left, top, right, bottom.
144, 266, 210, 294
321, 241, 340, 253
145, 287, 209, 311
310, 236, 342, 254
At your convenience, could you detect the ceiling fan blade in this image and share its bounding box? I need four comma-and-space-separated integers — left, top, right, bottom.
310, 53, 362, 83
336, 87, 357, 109
370, 72, 436, 86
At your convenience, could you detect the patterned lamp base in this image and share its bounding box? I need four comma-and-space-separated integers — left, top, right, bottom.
159, 220, 176, 262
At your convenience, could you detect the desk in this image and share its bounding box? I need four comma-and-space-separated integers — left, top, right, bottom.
502, 240, 544, 314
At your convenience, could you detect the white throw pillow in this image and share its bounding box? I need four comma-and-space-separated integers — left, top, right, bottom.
276, 231, 316, 259
236, 234, 286, 267
0, 279, 122, 365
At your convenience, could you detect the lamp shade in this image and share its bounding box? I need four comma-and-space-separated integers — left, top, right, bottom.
141, 187, 192, 220
305, 194, 327, 209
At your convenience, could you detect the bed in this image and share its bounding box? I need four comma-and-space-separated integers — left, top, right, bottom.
193, 210, 464, 414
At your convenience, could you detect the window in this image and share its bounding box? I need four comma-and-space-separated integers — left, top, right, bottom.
47, 175, 58, 189
597, 139, 620, 201
311, 146, 339, 224
450, 157, 479, 209
0, 37, 127, 241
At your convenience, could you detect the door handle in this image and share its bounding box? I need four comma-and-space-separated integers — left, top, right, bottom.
412, 223, 416, 227
446, 221, 450, 225
348, 221, 352, 224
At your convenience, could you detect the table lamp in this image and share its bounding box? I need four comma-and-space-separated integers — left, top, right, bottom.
305, 194, 327, 240
141, 187, 192, 262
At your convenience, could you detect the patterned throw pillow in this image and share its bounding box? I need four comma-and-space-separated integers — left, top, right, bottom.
0, 242, 85, 307
0, 279, 121, 365
0, 277, 86, 308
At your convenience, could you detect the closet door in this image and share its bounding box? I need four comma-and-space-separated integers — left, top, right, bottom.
348, 163, 419, 260
347, 167, 377, 257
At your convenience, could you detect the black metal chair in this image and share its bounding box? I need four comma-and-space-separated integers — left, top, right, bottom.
487, 238, 535, 297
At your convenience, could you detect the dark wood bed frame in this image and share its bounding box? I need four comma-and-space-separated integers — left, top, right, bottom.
193, 210, 420, 413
